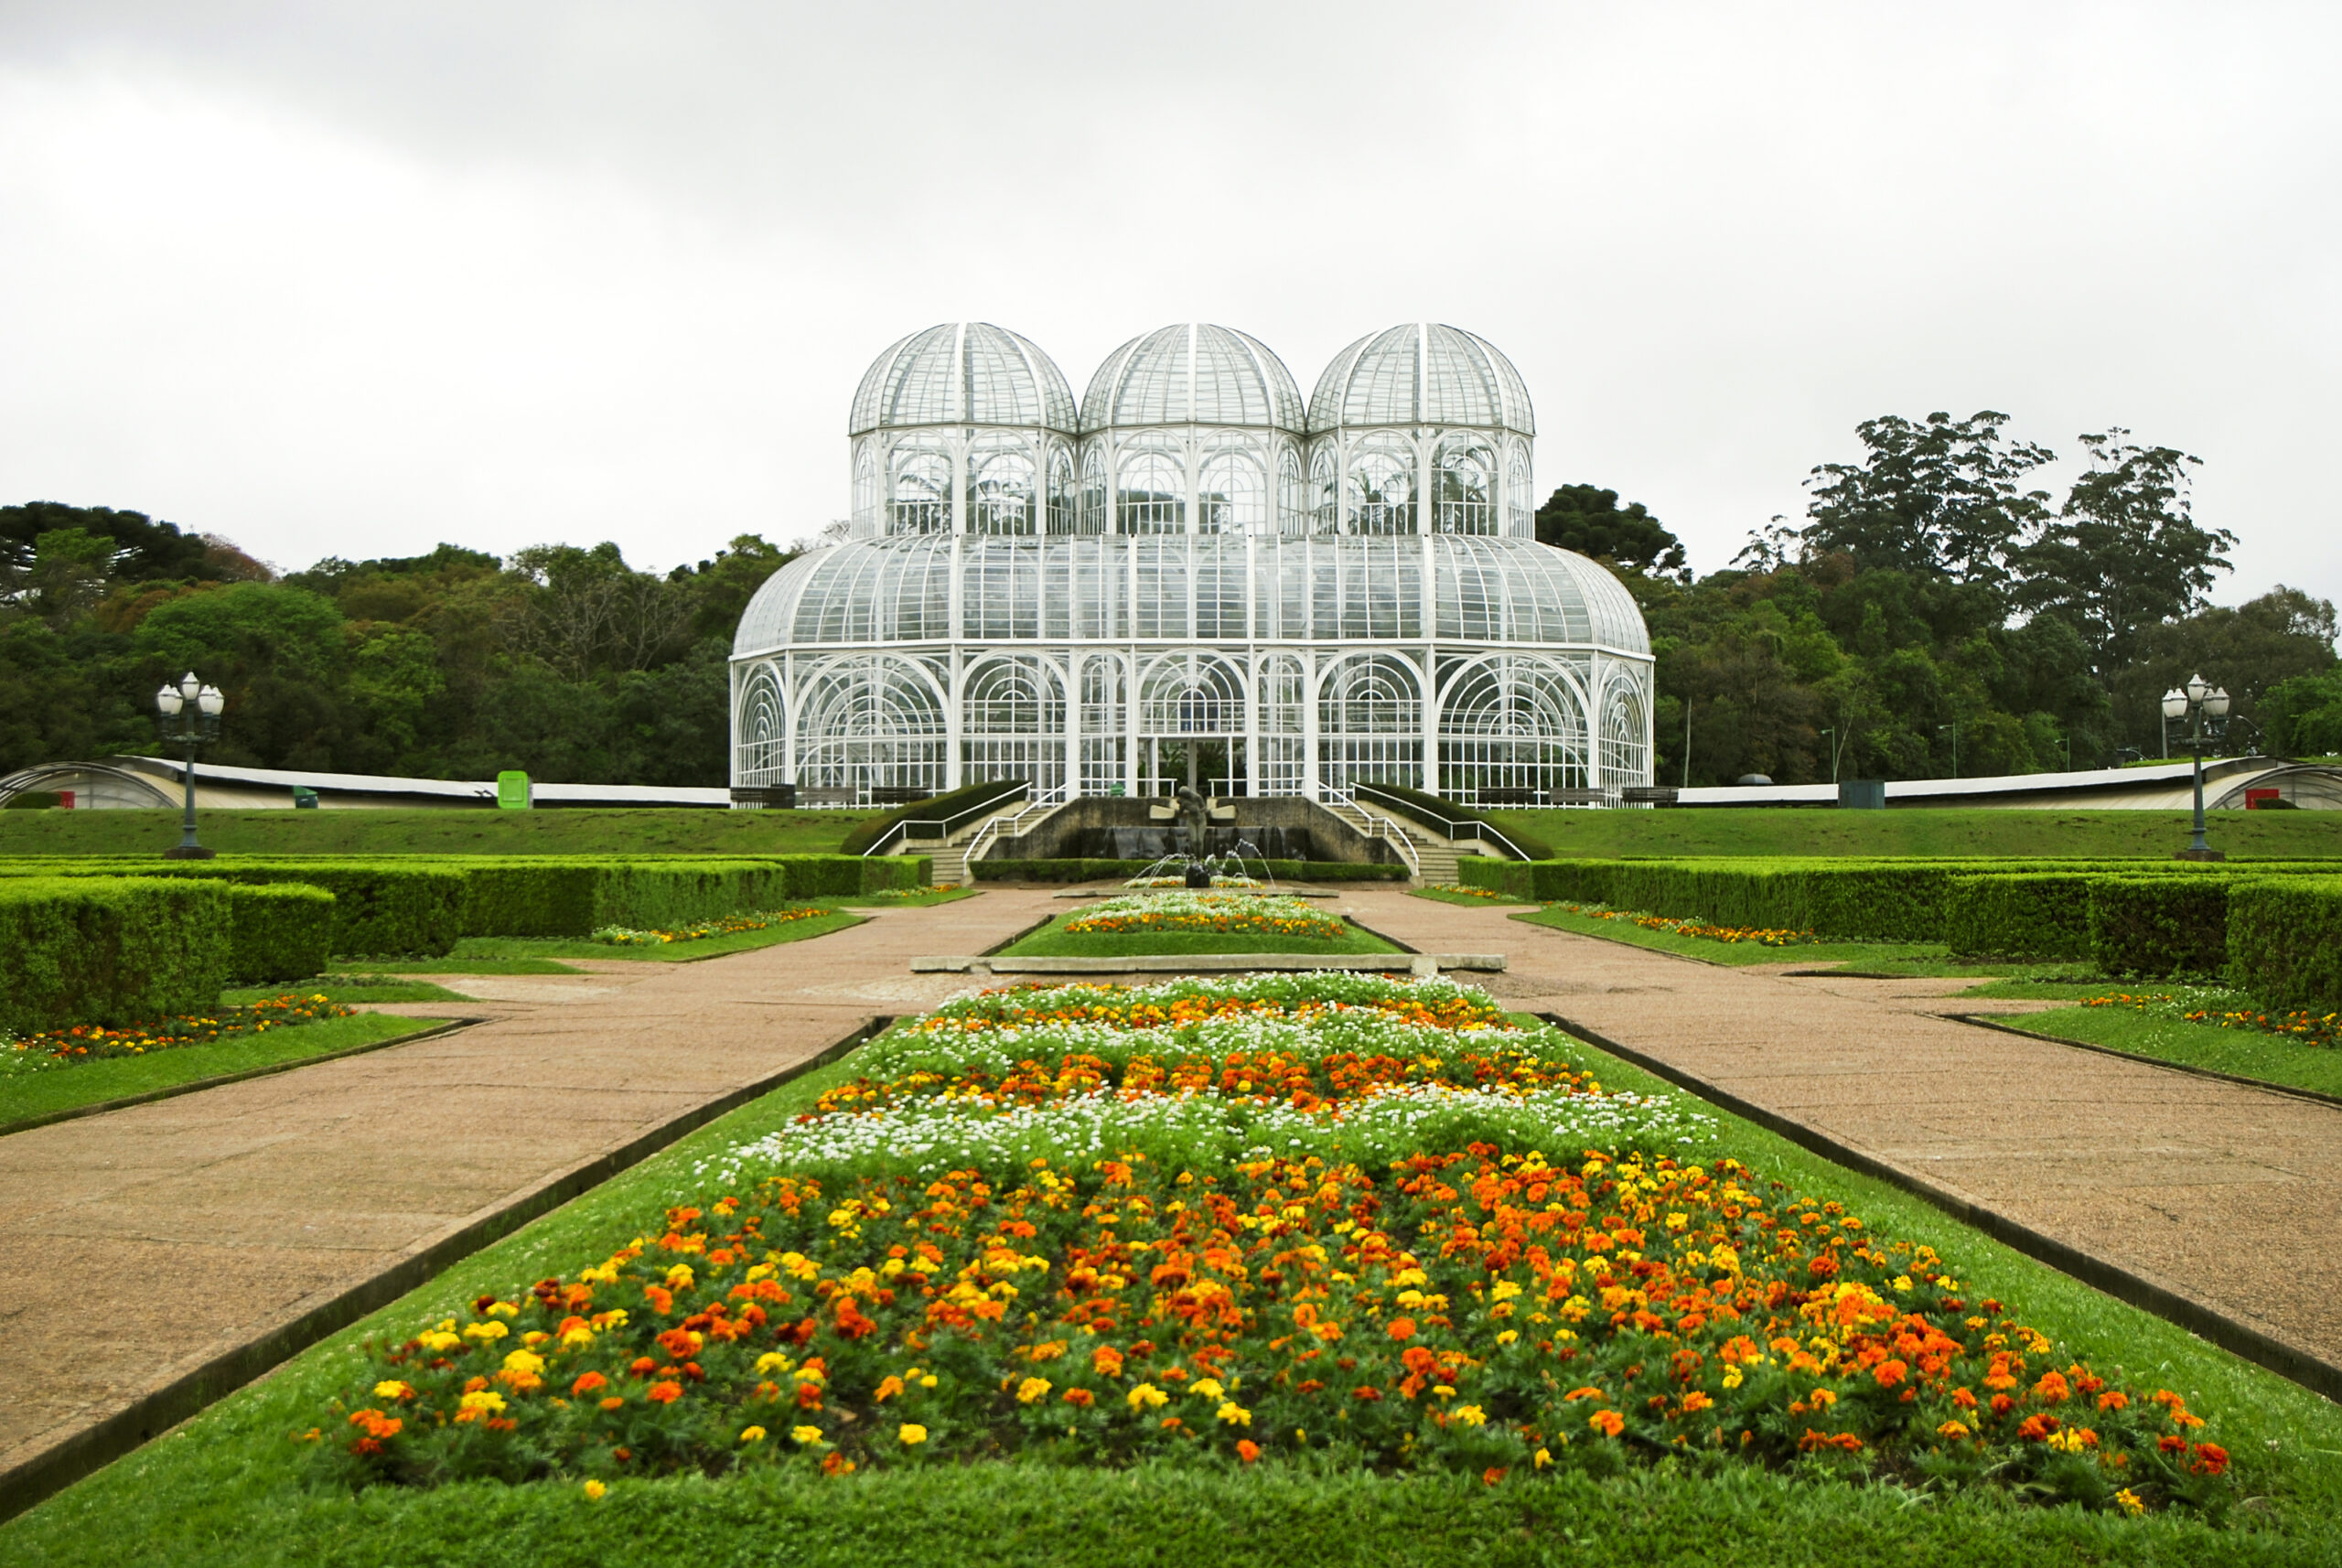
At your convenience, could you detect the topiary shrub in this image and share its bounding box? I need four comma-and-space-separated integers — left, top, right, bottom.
2226, 875, 2342, 1010
2088, 876, 2228, 979
1944, 873, 2098, 959
226, 881, 336, 983
0, 875, 229, 1033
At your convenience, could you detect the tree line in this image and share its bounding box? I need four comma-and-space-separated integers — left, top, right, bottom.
4, 407, 2338, 789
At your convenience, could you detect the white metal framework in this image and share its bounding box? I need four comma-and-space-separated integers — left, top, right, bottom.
734, 322, 1655, 805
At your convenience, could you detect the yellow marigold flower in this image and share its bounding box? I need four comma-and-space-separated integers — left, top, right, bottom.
919, 1374, 939, 1390
1533, 1447, 1552, 1468
739, 1426, 768, 1444
485, 1302, 519, 1318
462, 1320, 510, 1342
2115, 1487, 2144, 1516
754, 1352, 793, 1376
1189, 1377, 1225, 1401
457, 1391, 506, 1415
1938, 1420, 1971, 1439
583, 1480, 607, 1501
1015, 1377, 1052, 1404
1455, 1405, 1488, 1427
665, 1263, 695, 1289
501, 1349, 546, 1377
1216, 1402, 1252, 1426
790, 1424, 823, 1444
1496, 1329, 1520, 1346
898, 1423, 929, 1445
417, 1331, 462, 1352
371, 1380, 414, 1402
1127, 1382, 1168, 1412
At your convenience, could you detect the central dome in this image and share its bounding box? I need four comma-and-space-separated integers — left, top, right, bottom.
1309, 323, 1535, 435
849, 322, 1078, 436
1080, 323, 1306, 431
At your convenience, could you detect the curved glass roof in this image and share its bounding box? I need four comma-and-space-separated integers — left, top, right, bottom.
848, 323, 1078, 436
1308, 324, 1535, 436
1080, 324, 1307, 432
734, 536, 1646, 659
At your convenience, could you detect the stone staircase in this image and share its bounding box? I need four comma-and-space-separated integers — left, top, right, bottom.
1318, 798, 1464, 885
903, 795, 1072, 886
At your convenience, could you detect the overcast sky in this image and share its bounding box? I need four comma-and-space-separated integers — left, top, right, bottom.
2, 1, 2335, 613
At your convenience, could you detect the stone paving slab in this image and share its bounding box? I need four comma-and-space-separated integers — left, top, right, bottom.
0, 886, 1059, 1509
1341, 888, 2342, 1390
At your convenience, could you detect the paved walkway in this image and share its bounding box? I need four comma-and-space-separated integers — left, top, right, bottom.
0, 887, 1060, 1498
1344, 888, 2342, 1380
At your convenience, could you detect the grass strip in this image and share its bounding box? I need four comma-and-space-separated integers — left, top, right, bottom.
1982, 1002, 2342, 1103
998, 915, 1402, 958
311, 958, 589, 976
223, 981, 474, 1006
8, 1012, 2341, 1563
1511, 906, 2092, 979
0, 1013, 457, 1133
445, 909, 866, 963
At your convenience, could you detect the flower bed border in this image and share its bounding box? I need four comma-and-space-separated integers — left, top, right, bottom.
1537, 1010, 2342, 1407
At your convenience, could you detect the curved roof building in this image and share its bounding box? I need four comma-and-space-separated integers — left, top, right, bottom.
733, 321, 1654, 805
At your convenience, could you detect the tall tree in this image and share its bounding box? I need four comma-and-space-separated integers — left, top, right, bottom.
1535, 485, 1689, 581
2012, 431, 2234, 673
1798, 411, 2056, 586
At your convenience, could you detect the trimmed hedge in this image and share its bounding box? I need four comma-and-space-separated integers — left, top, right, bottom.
839, 781, 1026, 857
972, 858, 1411, 885
134, 863, 467, 957
457, 854, 927, 936
1461, 858, 1974, 941
1943, 874, 2098, 960
2088, 877, 2229, 979
2226, 875, 2342, 1010
0, 876, 229, 1033
227, 882, 336, 983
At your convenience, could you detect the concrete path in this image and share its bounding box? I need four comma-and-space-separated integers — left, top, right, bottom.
0, 887, 1060, 1503
1345, 888, 2342, 1385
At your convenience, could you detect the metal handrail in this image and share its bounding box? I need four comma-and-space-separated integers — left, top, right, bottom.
858, 780, 1030, 858
1350, 782, 1535, 862
1320, 788, 1421, 877
957, 785, 1069, 869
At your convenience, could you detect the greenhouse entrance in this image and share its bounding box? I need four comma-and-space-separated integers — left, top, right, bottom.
1142, 736, 1248, 798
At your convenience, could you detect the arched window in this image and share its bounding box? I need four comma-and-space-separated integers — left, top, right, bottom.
1309, 447, 1339, 533
889, 442, 952, 535
1277, 447, 1305, 536
966, 441, 1036, 535
1433, 438, 1496, 534
1080, 654, 1126, 796
1601, 684, 1649, 788
1047, 447, 1076, 534
795, 654, 949, 800
1506, 446, 1533, 537
1080, 446, 1108, 535
1254, 651, 1307, 796
734, 663, 785, 790
962, 654, 1067, 794
851, 444, 879, 536
1117, 449, 1186, 535
1317, 651, 1423, 790
1197, 449, 1264, 536
1346, 436, 1415, 535
1437, 656, 1587, 804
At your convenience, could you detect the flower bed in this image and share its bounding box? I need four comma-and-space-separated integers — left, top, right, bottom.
2081, 992, 2341, 1050
1, 992, 353, 1078
316, 974, 2232, 1517
593, 908, 829, 946
1063, 893, 1348, 942
1549, 902, 1821, 948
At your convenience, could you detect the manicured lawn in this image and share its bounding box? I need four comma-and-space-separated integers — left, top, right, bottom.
318, 957, 587, 976
0, 1012, 452, 1132
999, 914, 1403, 958
1479, 806, 2342, 862
1968, 992, 2342, 1101
0, 806, 878, 858
1507, 903, 2088, 980
450, 909, 866, 962
222, 979, 475, 1006
7, 1013, 2339, 1564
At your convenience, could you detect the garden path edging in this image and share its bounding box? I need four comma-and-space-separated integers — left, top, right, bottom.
0, 1015, 889, 1525
1539, 1010, 2342, 1407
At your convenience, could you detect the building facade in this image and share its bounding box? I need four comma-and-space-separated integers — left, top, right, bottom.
729, 321, 1655, 805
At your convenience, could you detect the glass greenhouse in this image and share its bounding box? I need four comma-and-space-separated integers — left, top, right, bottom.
731, 322, 1655, 805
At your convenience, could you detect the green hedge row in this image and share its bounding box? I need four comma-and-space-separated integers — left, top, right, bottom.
2226, 876, 2342, 1010
0, 854, 918, 954
1457, 857, 1974, 940
0, 877, 229, 1034
1943, 874, 2099, 961
2088, 878, 2229, 979
227, 882, 336, 983
972, 858, 1410, 885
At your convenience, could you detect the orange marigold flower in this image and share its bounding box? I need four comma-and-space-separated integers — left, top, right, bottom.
874, 1375, 906, 1402
1386, 1317, 1417, 1340
1236, 1439, 1262, 1463
1873, 1359, 1908, 1389
1588, 1409, 1625, 1437
647, 1380, 683, 1404
571, 1372, 608, 1398
1482, 1466, 1507, 1486
2098, 1390, 2130, 1412
1062, 1388, 1096, 1408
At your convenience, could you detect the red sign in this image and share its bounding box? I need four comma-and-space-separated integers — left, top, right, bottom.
2245, 787, 2282, 810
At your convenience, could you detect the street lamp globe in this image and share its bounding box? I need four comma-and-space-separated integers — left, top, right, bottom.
2186, 671, 2209, 703
177, 671, 202, 703
198, 684, 225, 717
2162, 688, 2188, 720
2206, 687, 2231, 718
156, 683, 184, 716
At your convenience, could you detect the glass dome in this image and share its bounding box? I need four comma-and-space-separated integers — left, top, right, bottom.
1308, 323, 1535, 436
848, 322, 1078, 436
1080, 324, 1307, 432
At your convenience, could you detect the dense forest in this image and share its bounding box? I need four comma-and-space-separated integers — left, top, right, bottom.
3, 407, 2338, 787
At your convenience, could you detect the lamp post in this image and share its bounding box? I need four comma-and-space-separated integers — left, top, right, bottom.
2162, 672, 2230, 862
155, 671, 225, 859
1938, 722, 1961, 779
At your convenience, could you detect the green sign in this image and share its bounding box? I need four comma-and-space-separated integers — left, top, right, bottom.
497, 770, 532, 810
